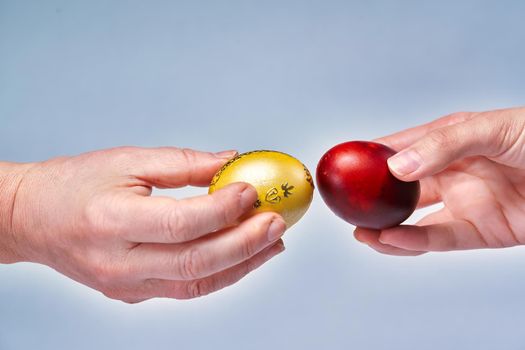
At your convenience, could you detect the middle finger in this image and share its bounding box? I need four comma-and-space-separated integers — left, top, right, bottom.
126, 212, 286, 281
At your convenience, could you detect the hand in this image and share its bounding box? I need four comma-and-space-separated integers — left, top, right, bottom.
354, 106, 525, 255
0, 147, 286, 302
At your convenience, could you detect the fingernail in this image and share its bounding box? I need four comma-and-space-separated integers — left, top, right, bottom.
267, 218, 286, 242
263, 241, 285, 263
268, 241, 286, 256
240, 186, 258, 209
388, 149, 422, 176
378, 231, 393, 245
274, 240, 285, 253
353, 229, 366, 243
214, 150, 238, 159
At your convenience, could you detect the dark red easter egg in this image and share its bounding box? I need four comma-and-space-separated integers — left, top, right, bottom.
316, 141, 420, 229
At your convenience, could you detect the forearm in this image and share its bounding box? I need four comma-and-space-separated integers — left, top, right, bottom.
0, 161, 34, 263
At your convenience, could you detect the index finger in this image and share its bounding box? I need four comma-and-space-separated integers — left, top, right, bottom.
374, 112, 476, 151
124, 147, 239, 188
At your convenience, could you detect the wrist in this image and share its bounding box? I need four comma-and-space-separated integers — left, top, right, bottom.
0, 162, 36, 263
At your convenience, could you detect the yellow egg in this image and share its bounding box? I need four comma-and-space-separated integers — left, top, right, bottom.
209, 150, 314, 227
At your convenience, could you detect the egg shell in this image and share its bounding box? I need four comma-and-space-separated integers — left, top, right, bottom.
209, 150, 314, 227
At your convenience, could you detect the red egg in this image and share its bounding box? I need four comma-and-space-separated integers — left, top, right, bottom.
316, 141, 420, 229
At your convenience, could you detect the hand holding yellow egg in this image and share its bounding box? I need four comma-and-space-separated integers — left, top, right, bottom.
209, 150, 314, 227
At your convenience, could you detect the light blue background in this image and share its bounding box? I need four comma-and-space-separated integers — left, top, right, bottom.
1, 1, 525, 349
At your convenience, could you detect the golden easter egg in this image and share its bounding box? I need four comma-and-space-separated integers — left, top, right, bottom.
209, 150, 315, 227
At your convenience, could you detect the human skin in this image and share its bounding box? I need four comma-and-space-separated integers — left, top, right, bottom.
354, 106, 525, 255
0, 147, 287, 302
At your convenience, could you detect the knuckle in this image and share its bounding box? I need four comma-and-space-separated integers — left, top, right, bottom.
238, 222, 264, 259
120, 297, 146, 304
242, 257, 257, 276
166, 287, 191, 300
490, 115, 520, 156
83, 196, 105, 233
101, 288, 138, 303
445, 112, 474, 125
171, 148, 198, 185
112, 146, 140, 154
91, 259, 123, 287
425, 127, 455, 150
101, 288, 120, 300
108, 146, 142, 166
185, 279, 214, 299
481, 115, 502, 139
178, 247, 205, 280
211, 191, 238, 225
441, 224, 460, 250
101, 288, 123, 301
179, 148, 198, 167
163, 206, 193, 242
179, 148, 197, 162
83, 195, 123, 236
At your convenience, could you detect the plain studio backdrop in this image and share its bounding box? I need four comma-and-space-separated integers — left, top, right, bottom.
1, 1, 525, 349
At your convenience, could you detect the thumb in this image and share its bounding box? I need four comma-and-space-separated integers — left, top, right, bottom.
386, 116, 501, 181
